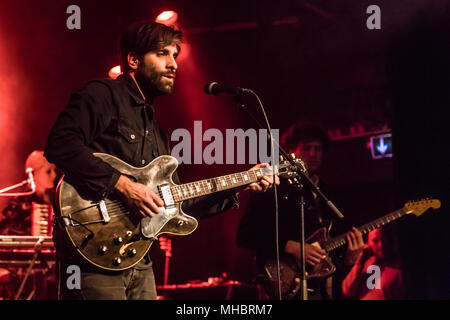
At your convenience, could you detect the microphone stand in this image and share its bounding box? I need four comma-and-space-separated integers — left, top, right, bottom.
0, 179, 35, 197
232, 91, 345, 300
294, 181, 308, 300
14, 236, 44, 300
233, 91, 345, 219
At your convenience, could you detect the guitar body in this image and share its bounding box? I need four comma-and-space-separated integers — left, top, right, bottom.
55, 153, 198, 271
261, 257, 302, 300
262, 227, 336, 300
306, 227, 337, 279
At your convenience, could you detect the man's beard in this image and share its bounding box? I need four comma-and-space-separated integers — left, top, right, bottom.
135, 63, 175, 97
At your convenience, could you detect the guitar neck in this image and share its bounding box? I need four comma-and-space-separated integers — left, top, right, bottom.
325, 208, 407, 252
170, 169, 264, 202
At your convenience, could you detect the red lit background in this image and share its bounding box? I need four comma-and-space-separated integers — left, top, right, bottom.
0, 0, 448, 299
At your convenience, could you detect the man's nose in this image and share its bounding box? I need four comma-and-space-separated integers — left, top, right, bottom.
167, 55, 177, 71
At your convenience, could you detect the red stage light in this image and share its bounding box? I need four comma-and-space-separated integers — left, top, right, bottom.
156, 11, 178, 26
108, 65, 122, 79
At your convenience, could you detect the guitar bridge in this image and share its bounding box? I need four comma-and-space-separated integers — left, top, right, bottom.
158, 184, 175, 209
98, 200, 110, 223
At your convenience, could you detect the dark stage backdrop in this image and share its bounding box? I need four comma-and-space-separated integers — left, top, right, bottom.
0, 0, 448, 299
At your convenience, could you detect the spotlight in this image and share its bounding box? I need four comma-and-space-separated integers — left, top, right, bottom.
108, 65, 122, 79
156, 10, 178, 26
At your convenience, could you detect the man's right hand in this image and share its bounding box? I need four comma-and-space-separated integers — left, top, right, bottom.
114, 175, 164, 217
285, 240, 327, 266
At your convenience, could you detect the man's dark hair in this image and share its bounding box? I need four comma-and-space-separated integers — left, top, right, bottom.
119, 21, 183, 73
281, 122, 330, 152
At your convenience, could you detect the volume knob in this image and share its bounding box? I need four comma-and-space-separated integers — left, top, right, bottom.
128, 248, 137, 257
113, 257, 122, 266
114, 236, 123, 245
98, 246, 108, 255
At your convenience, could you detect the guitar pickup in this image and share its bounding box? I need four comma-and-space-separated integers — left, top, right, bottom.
98, 200, 110, 223
158, 184, 175, 209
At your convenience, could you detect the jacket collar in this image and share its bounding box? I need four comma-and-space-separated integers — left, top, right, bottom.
117, 73, 154, 108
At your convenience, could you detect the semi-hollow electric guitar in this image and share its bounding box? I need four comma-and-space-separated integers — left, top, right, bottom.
55, 153, 300, 271
262, 198, 441, 300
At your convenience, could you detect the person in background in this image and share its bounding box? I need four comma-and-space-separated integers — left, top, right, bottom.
0, 150, 58, 300
0, 150, 58, 235
342, 227, 404, 300
237, 122, 364, 300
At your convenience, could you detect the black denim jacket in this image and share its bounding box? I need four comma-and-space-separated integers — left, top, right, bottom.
45, 74, 238, 219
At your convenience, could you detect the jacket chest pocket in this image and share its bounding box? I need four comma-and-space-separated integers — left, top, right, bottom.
117, 123, 143, 164
118, 124, 142, 143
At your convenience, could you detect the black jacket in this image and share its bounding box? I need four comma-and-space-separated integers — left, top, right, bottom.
45, 74, 238, 219
45, 73, 239, 271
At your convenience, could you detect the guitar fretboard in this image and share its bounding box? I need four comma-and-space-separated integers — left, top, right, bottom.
325, 208, 406, 252
170, 169, 264, 202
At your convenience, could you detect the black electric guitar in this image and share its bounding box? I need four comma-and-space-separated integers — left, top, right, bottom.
55, 153, 301, 271
262, 198, 441, 300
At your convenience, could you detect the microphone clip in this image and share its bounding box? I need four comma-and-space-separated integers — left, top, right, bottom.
233, 90, 247, 110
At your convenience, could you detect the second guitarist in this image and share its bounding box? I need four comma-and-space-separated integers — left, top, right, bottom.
237, 123, 364, 300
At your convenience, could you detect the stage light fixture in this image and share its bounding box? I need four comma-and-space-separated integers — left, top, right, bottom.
156, 10, 178, 26
108, 65, 122, 79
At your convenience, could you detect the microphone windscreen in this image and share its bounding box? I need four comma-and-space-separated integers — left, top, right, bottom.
204, 82, 218, 95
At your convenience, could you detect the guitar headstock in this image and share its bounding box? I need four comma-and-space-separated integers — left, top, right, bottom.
277, 153, 307, 181
403, 198, 441, 216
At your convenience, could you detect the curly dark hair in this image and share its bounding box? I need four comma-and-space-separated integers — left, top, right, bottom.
281, 122, 330, 152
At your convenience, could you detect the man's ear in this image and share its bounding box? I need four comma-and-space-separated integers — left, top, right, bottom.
127, 52, 140, 71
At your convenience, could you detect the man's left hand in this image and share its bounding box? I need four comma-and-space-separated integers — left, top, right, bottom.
245, 163, 280, 192
344, 227, 365, 266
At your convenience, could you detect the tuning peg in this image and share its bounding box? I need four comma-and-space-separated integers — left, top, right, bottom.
280, 155, 284, 161
290, 153, 296, 159
288, 179, 293, 185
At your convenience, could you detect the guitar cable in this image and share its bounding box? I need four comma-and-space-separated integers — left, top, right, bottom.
245, 90, 283, 300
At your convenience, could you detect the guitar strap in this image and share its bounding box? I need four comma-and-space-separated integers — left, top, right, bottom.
129, 73, 166, 157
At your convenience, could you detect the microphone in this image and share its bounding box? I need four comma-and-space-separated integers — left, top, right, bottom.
204, 82, 250, 96
26, 167, 36, 192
